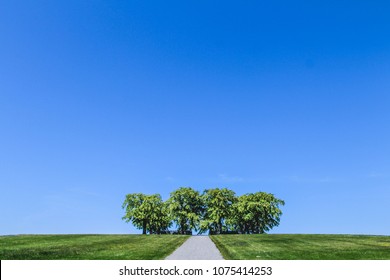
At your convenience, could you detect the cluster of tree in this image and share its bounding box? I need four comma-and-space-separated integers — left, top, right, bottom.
122, 187, 285, 235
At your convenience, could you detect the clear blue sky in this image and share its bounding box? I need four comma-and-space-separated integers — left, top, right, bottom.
1, 1, 389, 235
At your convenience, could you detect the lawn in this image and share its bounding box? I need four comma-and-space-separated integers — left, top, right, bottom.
0, 234, 189, 260
210, 234, 390, 260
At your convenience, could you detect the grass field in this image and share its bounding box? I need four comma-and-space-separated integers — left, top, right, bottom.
0, 234, 190, 260
210, 234, 390, 260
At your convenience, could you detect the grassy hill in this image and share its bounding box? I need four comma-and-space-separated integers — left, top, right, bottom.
2, 234, 389, 260
0, 234, 189, 260
210, 234, 390, 260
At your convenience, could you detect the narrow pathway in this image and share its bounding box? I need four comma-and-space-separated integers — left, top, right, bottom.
165, 236, 224, 260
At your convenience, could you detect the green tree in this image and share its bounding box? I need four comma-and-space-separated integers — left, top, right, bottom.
167, 187, 203, 234
200, 188, 237, 234
122, 193, 170, 234
231, 192, 285, 234
148, 197, 172, 234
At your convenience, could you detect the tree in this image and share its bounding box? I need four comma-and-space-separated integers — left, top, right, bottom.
167, 187, 203, 234
147, 197, 172, 234
122, 188, 285, 235
122, 193, 170, 234
200, 188, 237, 234
231, 192, 285, 234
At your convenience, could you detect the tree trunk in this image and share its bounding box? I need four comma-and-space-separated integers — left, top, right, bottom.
142, 220, 147, 234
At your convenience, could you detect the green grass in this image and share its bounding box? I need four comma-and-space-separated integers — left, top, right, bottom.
210, 234, 390, 260
0, 234, 190, 260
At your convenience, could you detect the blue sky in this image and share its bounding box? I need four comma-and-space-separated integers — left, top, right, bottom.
1, 1, 389, 235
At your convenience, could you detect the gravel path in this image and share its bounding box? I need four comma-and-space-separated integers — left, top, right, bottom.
165, 236, 224, 260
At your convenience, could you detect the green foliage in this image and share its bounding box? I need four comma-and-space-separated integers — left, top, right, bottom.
122, 187, 285, 235
167, 187, 203, 234
122, 193, 170, 234
230, 192, 285, 234
200, 188, 237, 234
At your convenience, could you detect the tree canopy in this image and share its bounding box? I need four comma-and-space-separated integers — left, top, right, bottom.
200, 188, 237, 234
167, 187, 203, 234
230, 192, 285, 234
122, 187, 284, 235
122, 193, 170, 234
